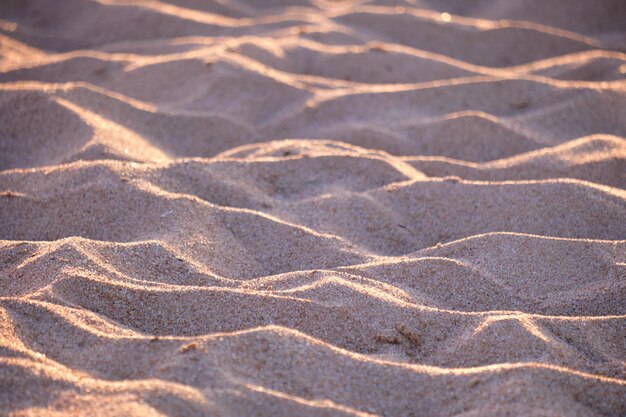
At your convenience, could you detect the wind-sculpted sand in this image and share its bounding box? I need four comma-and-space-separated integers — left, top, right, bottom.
1, 0, 625, 416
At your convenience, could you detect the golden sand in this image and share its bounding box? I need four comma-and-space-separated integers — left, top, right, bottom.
1, 0, 625, 416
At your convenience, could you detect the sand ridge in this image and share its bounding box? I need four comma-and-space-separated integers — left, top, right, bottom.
1, 0, 625, 416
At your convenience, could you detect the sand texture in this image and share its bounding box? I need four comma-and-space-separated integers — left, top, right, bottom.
1, 0, 626, 416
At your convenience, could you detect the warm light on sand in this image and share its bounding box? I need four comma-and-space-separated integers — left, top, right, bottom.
0, 0, 625, 416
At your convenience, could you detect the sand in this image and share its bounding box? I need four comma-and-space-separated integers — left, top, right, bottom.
1, 0, 625, 416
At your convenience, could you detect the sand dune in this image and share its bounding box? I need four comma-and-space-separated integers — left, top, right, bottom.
1, 0, 625, 416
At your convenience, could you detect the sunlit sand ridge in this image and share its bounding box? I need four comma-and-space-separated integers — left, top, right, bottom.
1, 0, 625, 416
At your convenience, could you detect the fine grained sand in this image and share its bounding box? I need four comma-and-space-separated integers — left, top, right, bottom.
1, 1, 625, 416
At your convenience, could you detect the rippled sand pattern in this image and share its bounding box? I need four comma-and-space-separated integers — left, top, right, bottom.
1, 0, 625, 416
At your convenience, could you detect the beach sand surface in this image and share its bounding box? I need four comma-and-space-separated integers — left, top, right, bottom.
0, 0, 625, 416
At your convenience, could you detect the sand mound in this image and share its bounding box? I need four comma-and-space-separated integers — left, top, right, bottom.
1, 0, 625, 416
